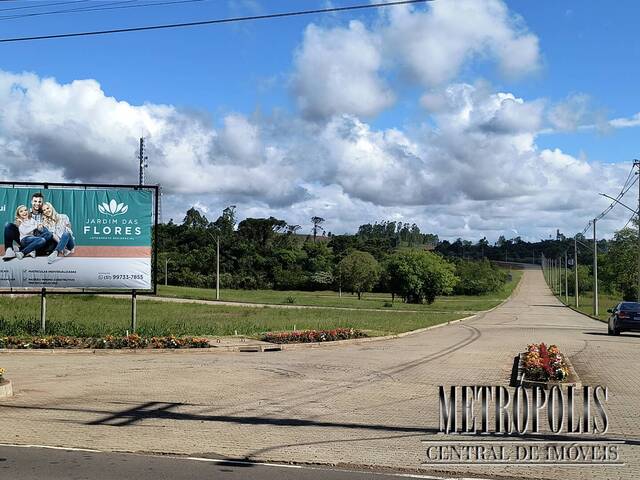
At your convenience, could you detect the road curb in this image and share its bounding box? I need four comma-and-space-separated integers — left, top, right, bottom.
564, 304, 607, 324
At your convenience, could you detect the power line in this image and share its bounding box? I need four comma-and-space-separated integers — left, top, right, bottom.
0, 0, 136, 20
0, 0, 208, 21
580, 169, 639, 235
0, 0, 89, 13
622, 209, 637, 230
0, 0, 432, 43
620, 162, 636, 193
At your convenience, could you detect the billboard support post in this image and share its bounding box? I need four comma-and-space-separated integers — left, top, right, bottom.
131, 290, 137, 334
40, 288, 46, 333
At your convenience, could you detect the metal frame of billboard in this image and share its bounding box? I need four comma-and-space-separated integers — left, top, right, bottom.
0, 181, 159, 296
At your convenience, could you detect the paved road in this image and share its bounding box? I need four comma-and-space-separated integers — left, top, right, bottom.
0, 445, 469, 480
0, 267, 638, 479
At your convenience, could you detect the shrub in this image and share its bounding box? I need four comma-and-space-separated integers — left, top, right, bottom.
453, 259, 508, 295
383, 250, 458, 304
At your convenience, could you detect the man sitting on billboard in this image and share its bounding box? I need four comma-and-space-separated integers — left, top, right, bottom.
2, 192, 56, 260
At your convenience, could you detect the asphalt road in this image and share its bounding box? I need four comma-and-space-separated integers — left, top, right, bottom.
0, 445, 465, 480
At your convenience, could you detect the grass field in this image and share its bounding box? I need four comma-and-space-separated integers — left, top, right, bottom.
157, 269, 523, 313
558, 293, 618, 322
0, 270, 521, 339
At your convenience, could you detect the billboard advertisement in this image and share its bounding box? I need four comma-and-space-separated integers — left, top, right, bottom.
0, 186, 153, 290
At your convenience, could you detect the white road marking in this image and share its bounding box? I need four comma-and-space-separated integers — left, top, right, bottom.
0, 443, 494, 480
0, 443, 101, 453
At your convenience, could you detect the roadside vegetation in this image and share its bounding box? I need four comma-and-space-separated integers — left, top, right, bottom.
545, 222, 640, 322
157, 270, 521, 312
158, 207, 513, 300
0, 271, 521, 338
0, 206, 526, 341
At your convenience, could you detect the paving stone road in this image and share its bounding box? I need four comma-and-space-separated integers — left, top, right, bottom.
0, 266, 638, 479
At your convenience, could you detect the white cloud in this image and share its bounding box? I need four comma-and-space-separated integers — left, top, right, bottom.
382, 0, 540, 86
291, 21, 394, 119
609, 112, 640, 129
548, 93, 593, 131
0, 70, 632, 242
291, 0, 540, 120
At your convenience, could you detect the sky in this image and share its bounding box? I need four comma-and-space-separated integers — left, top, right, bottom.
1, 0, 639, 242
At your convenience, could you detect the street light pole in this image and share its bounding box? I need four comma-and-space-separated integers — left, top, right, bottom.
165, 256, 168, 286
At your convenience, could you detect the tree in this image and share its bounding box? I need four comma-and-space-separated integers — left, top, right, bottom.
383, 250, 458, 304
182, 207, 208, 229
453, 259, 507, 295
338, 251, 380, 299
213, 205, 236, 239
311, 216, 325, 243
237, 217, 288, 250
601, 227, 638, 299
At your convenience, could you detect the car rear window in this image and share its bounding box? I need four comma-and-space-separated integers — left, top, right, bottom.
620, 303, 640, 311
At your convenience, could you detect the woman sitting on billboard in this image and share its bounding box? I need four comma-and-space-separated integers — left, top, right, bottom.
42, 202, 75, 264
15, 205, 52, 259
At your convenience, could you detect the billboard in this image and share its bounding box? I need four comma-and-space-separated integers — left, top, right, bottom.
0, 186, 153, 290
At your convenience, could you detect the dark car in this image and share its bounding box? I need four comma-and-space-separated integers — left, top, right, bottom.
607, 302, 640, 335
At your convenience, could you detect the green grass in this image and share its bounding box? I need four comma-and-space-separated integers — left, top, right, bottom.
0, 295, 465, 338
557, 292, 618, 322
0, 270, 522, 339
157, 269, 522, 313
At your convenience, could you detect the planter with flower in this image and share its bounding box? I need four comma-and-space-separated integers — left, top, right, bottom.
518, 343, 580, 388
0, 335, 211, 350
262, 328, 367, 344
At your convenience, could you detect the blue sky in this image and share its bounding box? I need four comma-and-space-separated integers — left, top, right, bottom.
0, 0, 639, 240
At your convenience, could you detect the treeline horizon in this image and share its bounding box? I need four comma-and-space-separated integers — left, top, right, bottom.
155, 206, 635, 299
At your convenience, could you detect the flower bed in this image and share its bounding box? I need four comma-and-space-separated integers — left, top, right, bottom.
523, 343, 569, 381
262, 328, 367, 344
0, 367, 4, 382
0, 335, 210, 349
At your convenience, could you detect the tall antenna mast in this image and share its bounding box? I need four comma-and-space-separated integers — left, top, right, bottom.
138, 137, 148, 186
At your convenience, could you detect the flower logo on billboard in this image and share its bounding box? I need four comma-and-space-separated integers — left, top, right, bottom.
98, 199, 129, 216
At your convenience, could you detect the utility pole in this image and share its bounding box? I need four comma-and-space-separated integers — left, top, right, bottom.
216, 237, 220, 300
593, 219, 598, 316
636, 159, 640, 302
165, 256, 168, 287
574, 236, 579, 308
564, 251, 568, 304
138, 137, 148, 186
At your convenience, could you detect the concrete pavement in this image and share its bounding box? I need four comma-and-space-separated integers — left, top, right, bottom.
0, 267, 638, 479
